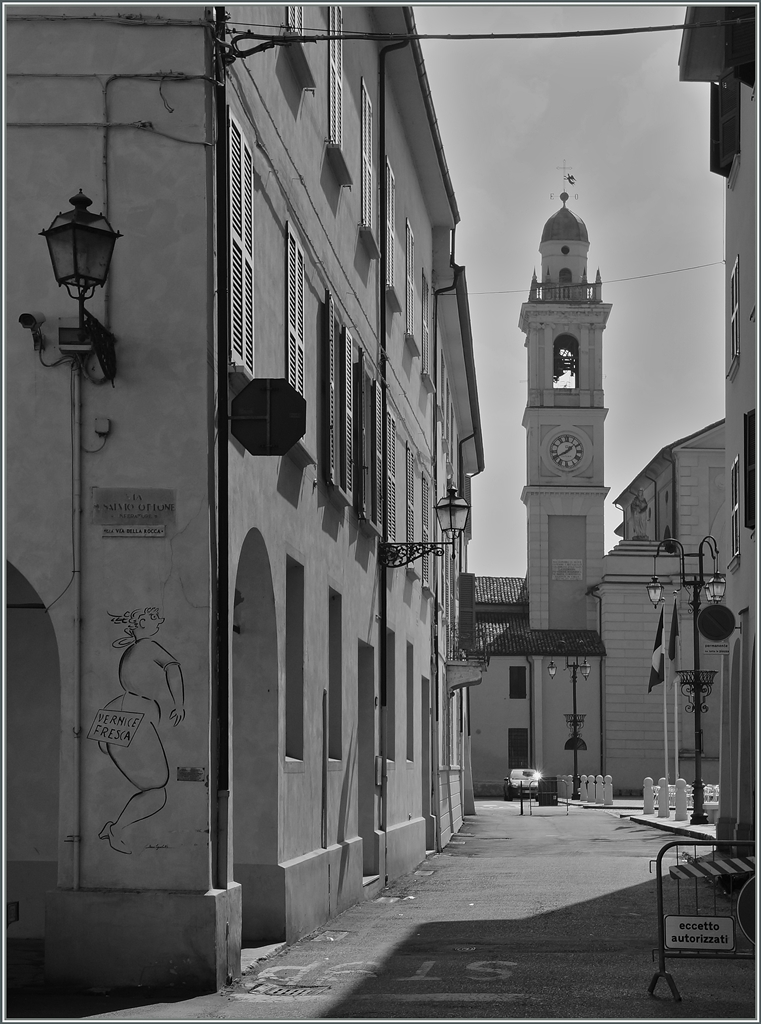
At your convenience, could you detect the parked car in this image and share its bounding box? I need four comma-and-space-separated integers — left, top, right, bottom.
503, 768, 541, 801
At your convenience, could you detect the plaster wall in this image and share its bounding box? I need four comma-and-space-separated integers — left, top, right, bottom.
470, 657, 532, 794
6, 3, 230, 986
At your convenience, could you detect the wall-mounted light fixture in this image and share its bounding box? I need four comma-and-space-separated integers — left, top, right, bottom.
40, 191, 121, 379
378, 485, 471, 567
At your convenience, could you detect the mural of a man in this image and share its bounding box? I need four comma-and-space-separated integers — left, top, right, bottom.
98, 608, 185, 854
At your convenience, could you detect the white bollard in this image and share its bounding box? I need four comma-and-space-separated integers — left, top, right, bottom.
674, 779, 688, 820
657, 777, 670, 818
595, 774, 604, 804
579, 775, 588, 802
643, 777, 654, 815
604, 775, 613, 806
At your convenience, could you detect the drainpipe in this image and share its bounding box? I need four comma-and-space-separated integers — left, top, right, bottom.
213, 5, 230, 892
68, 360, 83, 889
587, 584, 604, 775
524, 655, 534, 768
378, 37, 409, 881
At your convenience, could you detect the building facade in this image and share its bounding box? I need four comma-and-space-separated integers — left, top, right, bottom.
5, 4, 483, 990
679, 5, 756, 840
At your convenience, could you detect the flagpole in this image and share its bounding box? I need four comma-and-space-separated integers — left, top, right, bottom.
674, 599, 681, 785
663, 647, 670, 786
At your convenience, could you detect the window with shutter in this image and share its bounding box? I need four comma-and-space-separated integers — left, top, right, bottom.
361, 81, 373, 229
725, 7, 756, 71
405, 443, 415, 542
355, 352, 367, 518
286, 226, 305, 396
386, 161, 395, 288
458, 572, 475, 651
324, 292, 337, 484
421, 270, 430, 375
745, 410, 756, 530
328, 7, 342, 147
508, 728, 529, 769
341, 328, 354, 495
717, 71, 740, 174
730, 256, 740, 361
731, 455, 740, 558
509, 666, 527, 700
286, 4, 303, 32
229, 114, 254, 376
371, 380, 383, 528
386, 411, 397, 541
421, 475, 430, 587
405, 221, 415, 338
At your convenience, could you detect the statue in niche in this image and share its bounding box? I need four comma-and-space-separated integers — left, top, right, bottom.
631, 489, 649, 540
91, 608, 185, 854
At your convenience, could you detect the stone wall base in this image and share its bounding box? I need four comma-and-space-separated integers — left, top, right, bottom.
45, 884, 241, 991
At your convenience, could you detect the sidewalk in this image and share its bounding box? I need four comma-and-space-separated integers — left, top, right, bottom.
570, 795, 719, 840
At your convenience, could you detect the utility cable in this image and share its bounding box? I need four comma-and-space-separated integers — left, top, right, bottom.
468, 262, 725, 296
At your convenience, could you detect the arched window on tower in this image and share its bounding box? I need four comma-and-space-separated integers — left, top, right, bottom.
558, 268, 572, 299
553, 334, 579, 388
558, 268, 572, 283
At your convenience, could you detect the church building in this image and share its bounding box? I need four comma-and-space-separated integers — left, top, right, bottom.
469, 193, 729, 798
469, 193, 608, 792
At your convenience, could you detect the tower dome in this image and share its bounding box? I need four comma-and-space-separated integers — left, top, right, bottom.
541, 205, 589, 243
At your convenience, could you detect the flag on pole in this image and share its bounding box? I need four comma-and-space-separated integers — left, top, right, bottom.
668, 598, 679, 662
648, 606, 664, 691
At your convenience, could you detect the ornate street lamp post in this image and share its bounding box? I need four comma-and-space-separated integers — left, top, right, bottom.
646, 536, 725, 825
547, 644, 591, 800
378, 484, 470, 567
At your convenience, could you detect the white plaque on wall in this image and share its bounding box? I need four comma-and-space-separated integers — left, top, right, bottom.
552, 559, 583, 580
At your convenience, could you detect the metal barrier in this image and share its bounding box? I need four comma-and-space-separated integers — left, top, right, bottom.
648, 839, 755, 1001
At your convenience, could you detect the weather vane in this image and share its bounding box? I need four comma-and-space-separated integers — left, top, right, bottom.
550, 160, 578, 204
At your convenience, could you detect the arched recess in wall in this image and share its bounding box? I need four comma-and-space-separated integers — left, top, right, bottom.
231, 529, 283, 943
5, 561, 60, 939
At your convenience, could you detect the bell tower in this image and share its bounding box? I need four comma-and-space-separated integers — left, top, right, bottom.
519, 192, 611, 631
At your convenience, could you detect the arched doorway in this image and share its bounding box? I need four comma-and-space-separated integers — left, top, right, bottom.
231, 530, 283, 942
5, 562, 60, 941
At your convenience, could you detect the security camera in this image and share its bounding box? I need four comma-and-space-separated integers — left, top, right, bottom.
19, 312, 46, 330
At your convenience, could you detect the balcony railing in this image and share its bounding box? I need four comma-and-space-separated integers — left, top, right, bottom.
447, 624, 490, 669
529, 282, 601, 303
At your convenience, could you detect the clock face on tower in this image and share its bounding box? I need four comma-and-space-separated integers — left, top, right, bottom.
549, 432, 584, 469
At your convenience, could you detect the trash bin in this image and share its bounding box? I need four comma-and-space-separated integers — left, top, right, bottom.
503, 777, 513, 801
537, 776, 558, 807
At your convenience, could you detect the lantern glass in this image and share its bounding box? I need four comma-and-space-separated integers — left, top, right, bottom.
41, 192, 121, 291
704, 574, 726, 604
435, 487, 471, 536
581, 661, 591, 679
547, 660, 557, 679
646, 576, 663, 607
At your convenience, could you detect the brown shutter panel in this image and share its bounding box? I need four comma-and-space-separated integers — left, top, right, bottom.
354, 350, 367, 518
717, 71, 741, 170
725, 8, 755, 69
324, 292, 337, 484
458, 572, 476, 651
745, 410, 756, 530
372, 379, 383, 527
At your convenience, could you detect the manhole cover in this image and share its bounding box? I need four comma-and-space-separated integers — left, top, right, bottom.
453, 945, 477, 952
246, 982, 331, 997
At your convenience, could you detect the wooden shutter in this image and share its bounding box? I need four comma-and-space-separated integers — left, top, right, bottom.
286, 4, 303, 32
324, 292, 337, 484
421, 269, 430, 375
405, 443, 415, 542
371, 379, 383, 527
718, 71, 741, 170
731, 456, 740, 557
229, 115, 254, 375
287, 226, 305, 395
730, 256, 740, 360
361, 82, 373, 229
385, 161, 395, 288
458, 572, 476, 651
355, 352, 367, 518
386, 411, 397, 541
725, 7, 755, 68
421, 475, 430, 587
342, 328, 354, 494
405, 221, 414, 336
329, 7, 343, 147
745, 410, 756, 530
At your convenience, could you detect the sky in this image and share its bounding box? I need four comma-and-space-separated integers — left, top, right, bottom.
413, 3, 727, 578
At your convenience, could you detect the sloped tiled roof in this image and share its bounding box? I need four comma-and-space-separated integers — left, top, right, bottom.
475, 576, 528, 605
476, 611, 606, 657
